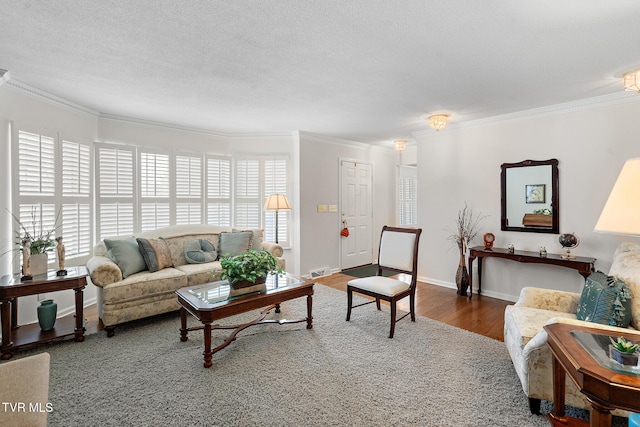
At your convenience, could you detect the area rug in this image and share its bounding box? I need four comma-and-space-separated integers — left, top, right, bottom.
15, 284, 625, 426
341, 264, 394, 278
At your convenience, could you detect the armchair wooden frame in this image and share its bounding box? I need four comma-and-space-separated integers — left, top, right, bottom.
346, 226, 422, 338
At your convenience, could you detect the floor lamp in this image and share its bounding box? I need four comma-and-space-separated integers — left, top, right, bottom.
264, 194, 291, 244
594, 157, 640, 236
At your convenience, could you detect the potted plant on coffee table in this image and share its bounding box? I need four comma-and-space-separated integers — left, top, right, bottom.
218, 249, 283, 292
609, 336, 640, 366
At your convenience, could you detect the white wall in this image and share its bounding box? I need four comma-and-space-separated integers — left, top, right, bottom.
414, 98, 640, 301
298, 133, 396, 276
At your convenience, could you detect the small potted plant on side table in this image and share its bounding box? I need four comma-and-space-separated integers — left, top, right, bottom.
609, 336, 640, 366
217, 250, 283, 296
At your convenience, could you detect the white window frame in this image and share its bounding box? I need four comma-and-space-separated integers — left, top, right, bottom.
398, 165, 418, 226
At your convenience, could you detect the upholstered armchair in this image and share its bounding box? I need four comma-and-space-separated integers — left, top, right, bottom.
504, 243, 640, 415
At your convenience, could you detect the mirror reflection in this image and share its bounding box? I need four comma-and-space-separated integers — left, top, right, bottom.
500, 159, 559, 234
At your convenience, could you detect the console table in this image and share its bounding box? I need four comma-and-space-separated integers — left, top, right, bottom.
0, 266, 87, 359
467, 246, 595, 299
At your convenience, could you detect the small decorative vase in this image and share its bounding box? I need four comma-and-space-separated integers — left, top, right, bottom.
609, 344, 639, 366
30, 253, 49, 276
37, 299, 57, 331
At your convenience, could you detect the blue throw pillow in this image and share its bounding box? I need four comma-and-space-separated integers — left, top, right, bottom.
576, 271, 632, 328
104, 237, 148, 278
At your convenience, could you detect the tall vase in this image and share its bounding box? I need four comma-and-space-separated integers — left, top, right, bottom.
37, 299, 57, 331
455, 246, 470, 297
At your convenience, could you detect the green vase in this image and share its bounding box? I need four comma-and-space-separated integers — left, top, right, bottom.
37, 299, 57, 331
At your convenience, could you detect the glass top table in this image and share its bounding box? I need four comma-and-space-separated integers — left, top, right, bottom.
186, 272, 305, 306
571, 330, 640, 376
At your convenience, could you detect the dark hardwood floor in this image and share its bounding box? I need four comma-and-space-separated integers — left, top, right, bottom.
83, 272, 511, 341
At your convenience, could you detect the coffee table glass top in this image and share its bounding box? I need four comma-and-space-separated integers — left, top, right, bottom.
187, 273, 304, 306
571, 330, 640, 376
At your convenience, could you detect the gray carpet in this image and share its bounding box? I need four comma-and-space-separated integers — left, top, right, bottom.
15, 284, 624, 426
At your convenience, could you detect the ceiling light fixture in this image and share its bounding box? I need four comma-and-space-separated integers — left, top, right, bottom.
393, 140, 407, 151
623, 70, 640, 92
428, 114, 450, 131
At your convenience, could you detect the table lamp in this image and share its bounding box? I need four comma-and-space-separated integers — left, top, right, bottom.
594, 157, 640, 236
264, 194, 291, 243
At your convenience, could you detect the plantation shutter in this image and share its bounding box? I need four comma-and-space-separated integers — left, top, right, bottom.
264, 158, 289, 245
398, 165, 417, 226
139, 151, 171, 231
235, 159, 260, 228
175, 154, 202, 225
61, 140, 92, 258
96, 143, 135, 239
16, 131, 57, 263
206, 156, 232, 226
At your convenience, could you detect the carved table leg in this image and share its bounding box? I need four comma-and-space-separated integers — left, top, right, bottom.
589, 400, 612, 427
203, 321, 213, 368
306, 294, 313, 329
74, 287, 86, 342
1, 299, 13, 360
179, 308, 188, 342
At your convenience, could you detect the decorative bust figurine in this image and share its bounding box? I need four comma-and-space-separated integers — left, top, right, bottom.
21, 237, 32, 280
56, 236, 67, 276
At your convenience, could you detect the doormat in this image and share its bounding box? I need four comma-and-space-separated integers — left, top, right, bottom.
341, 264, 395, 278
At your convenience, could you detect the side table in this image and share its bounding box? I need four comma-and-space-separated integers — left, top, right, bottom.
0, 266, 88, 360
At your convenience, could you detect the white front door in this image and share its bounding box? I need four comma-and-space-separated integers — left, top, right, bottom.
340, 160, 373, 269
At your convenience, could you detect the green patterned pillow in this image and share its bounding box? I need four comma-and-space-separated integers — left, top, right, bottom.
576, 271, 632, 327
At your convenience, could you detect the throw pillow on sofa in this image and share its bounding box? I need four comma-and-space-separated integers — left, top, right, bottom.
232, 228, 264, 251
184, 239, 218, 264
576, 270, 632, 328
104, 237, 148, 278
218, 231, 253, 257
137, 238, 174, 272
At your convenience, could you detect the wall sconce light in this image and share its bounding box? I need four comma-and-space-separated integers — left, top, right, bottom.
393, 140, 407, 151
623, 70, 640, 92
428, 114, 450, 131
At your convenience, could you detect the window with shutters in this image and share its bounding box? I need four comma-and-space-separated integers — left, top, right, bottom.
140, 150, 171, 231
12, 130, 92, 268
398, 165, 418, 226
205, 156, 231, 226
96, 143, 135, 240
175, 154, 202, 225
235, 159, 261, 229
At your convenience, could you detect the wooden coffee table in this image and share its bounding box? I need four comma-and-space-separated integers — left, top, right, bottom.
176, 273, 314, 367
544, 322, 640, 427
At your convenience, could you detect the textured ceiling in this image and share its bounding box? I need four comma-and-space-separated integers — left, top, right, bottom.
1, 1, 640, 146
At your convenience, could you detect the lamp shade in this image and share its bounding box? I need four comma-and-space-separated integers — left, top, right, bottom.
264, 194, 291, 211
594, 157, 640, 236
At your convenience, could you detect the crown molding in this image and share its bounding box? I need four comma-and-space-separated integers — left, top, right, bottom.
5, 79, 99, 118
297, 131, 392, 152
412, 91, 640, 138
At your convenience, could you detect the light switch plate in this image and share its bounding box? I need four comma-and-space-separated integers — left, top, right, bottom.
328, 204, 338, 213
317, 204, 328, 213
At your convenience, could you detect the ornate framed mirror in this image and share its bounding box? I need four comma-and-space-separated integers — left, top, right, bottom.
500, 159, 559, 234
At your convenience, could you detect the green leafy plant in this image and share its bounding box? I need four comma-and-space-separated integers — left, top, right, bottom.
610, 336, 640, 354
217, 249, 282, 284
533, 208, 552, 215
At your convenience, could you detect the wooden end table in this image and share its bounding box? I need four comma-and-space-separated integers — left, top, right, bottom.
0, 266, 87, 360
176, 273, 314, 368
544, 322, 640, 427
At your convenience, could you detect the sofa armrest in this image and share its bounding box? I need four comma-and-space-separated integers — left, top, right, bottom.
86, 256, 123, 287
514, 287, 581, 313
262, 241, 284, 258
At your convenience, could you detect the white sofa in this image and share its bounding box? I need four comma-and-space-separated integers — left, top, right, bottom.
504, 242, 640, 415
86, 225, 284, 336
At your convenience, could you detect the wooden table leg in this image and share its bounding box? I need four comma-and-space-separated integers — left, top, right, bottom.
74, 287, 86, 342
179, 308, 189, 342
589, 401, 612, 427
1, 299, 13, 360
306, 294, 313, 329
203, 321, 213, 368
549, 353, 568, 424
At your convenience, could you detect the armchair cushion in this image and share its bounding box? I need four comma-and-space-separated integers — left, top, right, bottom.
348, 276, 410, 297
576, 271, 632, 328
